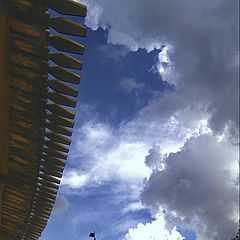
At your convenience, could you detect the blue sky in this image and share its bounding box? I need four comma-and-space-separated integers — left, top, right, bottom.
40, 1, 239, 240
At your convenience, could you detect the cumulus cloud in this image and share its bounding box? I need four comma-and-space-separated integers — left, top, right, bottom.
80, 0, 239, 136
124, 215, 184, 240
62, 104, 208, 191
62, 110, 237, 239
61, 105, 212, 233
74, 1, 238, 239
141, 134, 239, 240
144, 146, 165, 171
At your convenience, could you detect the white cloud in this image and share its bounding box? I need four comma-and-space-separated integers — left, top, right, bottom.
62, 106, 238, 239
80, 0, 238, 136
62, 105, 212, 216
62, 171, 88, 188
119, 77, 144, 93
152, 45, 176, 84
107, 29, 140, 51
81, 0, 103, 30
124, 215, 184, 240
62, 106, 208, 188
72, 1, 238, 238
121, 201, 145, 214
141, 133, 239, 240
62, 121, 150, 193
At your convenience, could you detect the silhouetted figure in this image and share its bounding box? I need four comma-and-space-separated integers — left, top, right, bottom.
89, 231, 96, 240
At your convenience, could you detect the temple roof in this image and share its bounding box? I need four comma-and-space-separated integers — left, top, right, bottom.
0, 0, 86, 239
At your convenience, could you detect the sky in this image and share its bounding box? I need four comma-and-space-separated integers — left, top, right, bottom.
40, 1, 239, 240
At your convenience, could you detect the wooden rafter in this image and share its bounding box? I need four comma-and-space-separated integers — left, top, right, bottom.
0, 0, 87, 239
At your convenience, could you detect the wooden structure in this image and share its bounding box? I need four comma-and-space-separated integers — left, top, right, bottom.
0, 0, 87, 239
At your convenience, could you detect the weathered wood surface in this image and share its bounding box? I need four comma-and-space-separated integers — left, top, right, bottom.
0, 1, 10, 228
48, 0, 87, 16
49, 52, 82, 70
49, 34, 84, 54
0, 0, 86, 239
49, 64, 81, 84
49, 17, 87, 37
47, 79, 79, 97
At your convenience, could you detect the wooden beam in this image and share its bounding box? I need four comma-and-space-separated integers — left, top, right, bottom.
49, 16, 87, 37
48, 52, 82, 70
47, 79, 79, 97
49, 34, 84, 55
48, 0, 87, 17
0, 1, 10, 224
48, 64, 80, 84
0, 175, 24, 188
0, 229, 17, 240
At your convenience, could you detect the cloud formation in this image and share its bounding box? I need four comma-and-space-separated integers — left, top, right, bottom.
141, 134, 239, 240
62, 104, 207, 191
124, 215, 184, 240
74, 1, 239, 239
62, 121, 151, 193
81, 0, 239, 136
61, 106, 215, 239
